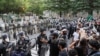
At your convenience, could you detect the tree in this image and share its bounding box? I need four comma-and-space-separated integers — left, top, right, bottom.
28, 0, 47, 15
71, 0, 100, 16
46, 0, 71, 17
15, 0, 30, 13
0, 0, 30, 13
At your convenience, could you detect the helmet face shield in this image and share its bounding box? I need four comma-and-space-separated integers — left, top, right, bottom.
18, 32, 25, 37
1, 34, 9, 42
5, 37, 9, 42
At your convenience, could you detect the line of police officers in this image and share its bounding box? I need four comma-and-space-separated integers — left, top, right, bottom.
0, 27, 69, 56
0, 32, 33, 56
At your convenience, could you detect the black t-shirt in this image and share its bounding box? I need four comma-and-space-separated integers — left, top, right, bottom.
48, 39, 59, 56
59, 49, 67, 56
74, 46, 87, 56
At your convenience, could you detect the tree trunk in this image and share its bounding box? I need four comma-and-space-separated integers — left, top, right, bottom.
59, 11, 62, 18
88, 0, 93, 16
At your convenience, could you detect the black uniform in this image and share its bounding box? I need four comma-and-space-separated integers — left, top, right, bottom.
0, 35, 13, 56
0, 41, 11, 56
37, 34, 48, 56
48, 39, 59, 56
48, 33, 59, 56
68, 24, 76, 39
16, 38, 31, 56
16, 32, 31, 56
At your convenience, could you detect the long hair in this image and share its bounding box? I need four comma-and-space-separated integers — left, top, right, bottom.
80, 38, 87, 47
79, 38, 88, 56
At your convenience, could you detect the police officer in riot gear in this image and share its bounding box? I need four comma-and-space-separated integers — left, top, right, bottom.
0, 34, 13, 56
16, 32, 31, 56
16, 32, 25, 51
24, 37, 33, 56
49, 29, 54, 40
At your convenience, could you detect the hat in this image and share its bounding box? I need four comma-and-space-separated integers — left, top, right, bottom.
52, 32, 58, 37
89, 40, 100, 49
62, 29, 67, 32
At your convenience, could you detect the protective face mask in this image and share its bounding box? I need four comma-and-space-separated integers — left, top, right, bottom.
0, 37, 9, 43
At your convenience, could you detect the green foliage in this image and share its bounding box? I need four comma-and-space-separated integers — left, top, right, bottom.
47, 0, 100, 15
0, 0, 47, 15
0, 0, 100, 15
71, 0, 100, 15
46, 0, 71, 17
0, 0, 30, 13
28, 0, 48, 15
47, 0, 70, 12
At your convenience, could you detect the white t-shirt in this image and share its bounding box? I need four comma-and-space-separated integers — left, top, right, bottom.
73, 32, 79, 41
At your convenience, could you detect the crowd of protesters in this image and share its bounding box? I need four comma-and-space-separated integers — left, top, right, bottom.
0, 17, 100, 56
37, 17, 100, 56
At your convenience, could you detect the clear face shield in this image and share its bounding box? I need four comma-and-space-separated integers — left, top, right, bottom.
5, 37, 9, 42
2, 35, 10, 42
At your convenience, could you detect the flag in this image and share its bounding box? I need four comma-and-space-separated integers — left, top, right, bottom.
87, 15, 93, 21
